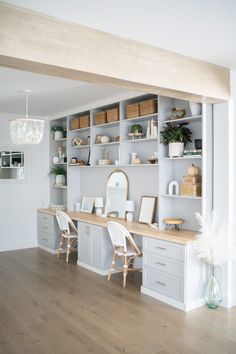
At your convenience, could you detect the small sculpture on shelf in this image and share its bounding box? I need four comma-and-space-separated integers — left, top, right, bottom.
168, 180, 179, 195
180, 164, 202, 197
172, 108, 186, 119
72, 137, 85, 147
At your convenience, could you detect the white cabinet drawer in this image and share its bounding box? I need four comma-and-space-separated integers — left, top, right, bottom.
37, 230, 58, 250
37, 219, 55, 234
143, 253, 184, 278
143, 237, 185, 261
143, 266, 184, 302
37, 212, 54, 226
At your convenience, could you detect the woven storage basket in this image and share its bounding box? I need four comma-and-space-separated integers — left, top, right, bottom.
126, 103, 139, 119
70, 117, 80, 130
94, 111, 107, 125
79, 115, 90, 128
139, 99, 157, 116
107, 107, 119, 123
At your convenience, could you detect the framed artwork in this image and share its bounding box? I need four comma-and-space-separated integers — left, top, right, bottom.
138, 196, 157, 224
81, 197, 95, 214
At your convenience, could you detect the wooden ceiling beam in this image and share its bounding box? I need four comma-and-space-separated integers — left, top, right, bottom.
0, 2, 230, 103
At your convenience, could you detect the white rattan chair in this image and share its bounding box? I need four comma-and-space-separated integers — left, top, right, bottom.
107, 221, 142, 288
56, 211, 78, 263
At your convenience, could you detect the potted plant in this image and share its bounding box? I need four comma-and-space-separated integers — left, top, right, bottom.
131, 124, 143, 134
161, 123, 192, 157
50, 166, 66, 186
51, 126, 65, 140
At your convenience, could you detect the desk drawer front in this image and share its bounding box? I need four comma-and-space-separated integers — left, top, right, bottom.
37, 212, 54, 226
37, 219, 55, 234
143, 266, 184, 302
143, 253, 184, 278
37, 230, 58, 250
144, 238, 185, 261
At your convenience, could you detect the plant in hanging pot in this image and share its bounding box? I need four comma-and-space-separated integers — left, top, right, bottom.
195, 212, 230, 309
51, 126, 65, 141
50, 166, 67, 186
160, 123, 192, 157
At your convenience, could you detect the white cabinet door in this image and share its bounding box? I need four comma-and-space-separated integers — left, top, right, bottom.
91, 225, 103, 269
79, 222, 91, 265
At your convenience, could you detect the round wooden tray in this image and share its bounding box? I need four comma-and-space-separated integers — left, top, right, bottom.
163, 218, 184, 225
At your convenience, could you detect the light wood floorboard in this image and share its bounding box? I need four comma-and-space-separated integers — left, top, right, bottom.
0, 248, 235, 354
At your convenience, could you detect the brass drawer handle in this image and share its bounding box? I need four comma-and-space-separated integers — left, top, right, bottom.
156, 246, 166, 251
155, 280, 166, 286
156, 262, 166, 266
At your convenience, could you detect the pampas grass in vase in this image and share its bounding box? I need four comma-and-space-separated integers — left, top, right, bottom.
195, 212, 229, 309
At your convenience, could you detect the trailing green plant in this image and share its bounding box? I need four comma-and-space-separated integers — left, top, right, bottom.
160, 123, 192, 145
131, 124, 143, 133
51, 126, 65, 132
50, 166, 67, 176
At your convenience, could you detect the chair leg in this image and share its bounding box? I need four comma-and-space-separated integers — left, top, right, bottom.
123, 255, 128, 288
107, 252, 116, 282
66, 238, 71, 263
57, 236, 64, 258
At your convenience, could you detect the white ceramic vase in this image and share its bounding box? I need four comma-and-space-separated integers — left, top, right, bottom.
54, 131, 64, 140
189, 102, 202, 116
169, 142, 184, 158
55, 174, 66, 186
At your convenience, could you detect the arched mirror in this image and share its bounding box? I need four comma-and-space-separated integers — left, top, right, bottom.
105, 169, 128, 219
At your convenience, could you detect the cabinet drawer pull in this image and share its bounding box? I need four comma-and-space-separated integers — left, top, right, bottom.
43, 226, 48, 230
156, 262, 166, 266
43, 238, 48, 241
155, 280, 166, 286
43, 217, 47, 220
156, 246, 166, 251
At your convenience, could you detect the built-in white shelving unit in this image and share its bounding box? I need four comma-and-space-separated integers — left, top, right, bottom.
49, 93, 212, 231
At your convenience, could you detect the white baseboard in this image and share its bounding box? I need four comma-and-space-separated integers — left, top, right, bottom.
38, 245, 67, 255
0, 240, 37, 252
141, 286, 204, 312
77, 260, 109, 276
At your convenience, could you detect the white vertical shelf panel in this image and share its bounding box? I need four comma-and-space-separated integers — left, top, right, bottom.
202, 103, 213, 218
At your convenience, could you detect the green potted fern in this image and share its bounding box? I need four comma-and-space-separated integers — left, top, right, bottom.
161, 123, 192, 157
50, 166, 67, 186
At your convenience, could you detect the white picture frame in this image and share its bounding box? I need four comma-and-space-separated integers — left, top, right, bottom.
138, 196, 157, 224
81, 197, 95, 214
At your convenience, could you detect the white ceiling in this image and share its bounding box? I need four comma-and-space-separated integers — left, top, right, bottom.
1, 0, 236, 116
0, 67, 128, 116
4, 0, 236, 69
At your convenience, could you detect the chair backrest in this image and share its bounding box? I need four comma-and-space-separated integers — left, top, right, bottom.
56, 211, 78, 235
107, 221, 141, 255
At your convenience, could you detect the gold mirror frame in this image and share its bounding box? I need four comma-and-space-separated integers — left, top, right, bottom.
105, 169, 129, 219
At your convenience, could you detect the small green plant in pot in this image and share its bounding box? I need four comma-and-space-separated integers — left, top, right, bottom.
50, 166, 67, 186
161, 123, 192, 157
131, 124, 143, 134
51, 126, 65, 140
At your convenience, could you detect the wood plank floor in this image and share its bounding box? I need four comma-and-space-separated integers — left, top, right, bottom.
0, 248, 235, 354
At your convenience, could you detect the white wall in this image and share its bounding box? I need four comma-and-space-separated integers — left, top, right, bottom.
0, 113, 49, 251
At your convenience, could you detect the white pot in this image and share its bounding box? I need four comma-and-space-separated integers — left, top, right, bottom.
55, 174, 66, 186
54, 131, 63, 140
101, 135, 110, 144
169, 142, 184, 158
189, 102, 202, 116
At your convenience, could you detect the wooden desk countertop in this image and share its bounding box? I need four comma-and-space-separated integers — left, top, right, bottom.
37, 208, 198, 245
